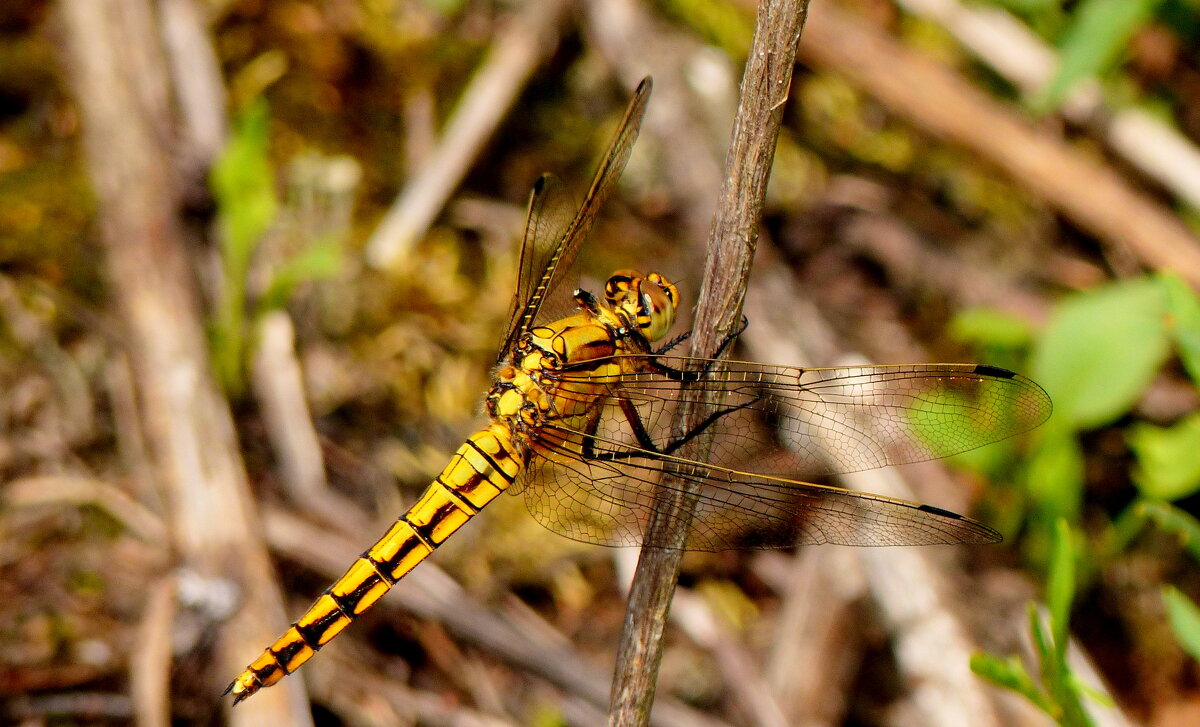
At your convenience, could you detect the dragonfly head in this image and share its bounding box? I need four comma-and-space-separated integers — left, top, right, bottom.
604, 270, 679, 342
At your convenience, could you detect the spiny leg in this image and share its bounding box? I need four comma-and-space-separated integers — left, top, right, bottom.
583, 391, 761, 463
649, 315, 750, 382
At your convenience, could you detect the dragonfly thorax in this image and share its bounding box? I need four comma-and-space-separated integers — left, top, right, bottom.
483, 271, 679, 432
603, 270, 679, 343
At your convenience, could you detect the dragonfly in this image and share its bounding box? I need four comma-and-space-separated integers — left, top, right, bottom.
225, 77, 1052, 703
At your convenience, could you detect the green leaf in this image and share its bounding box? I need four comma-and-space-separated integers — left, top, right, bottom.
1029, 602, 1053, 666
950, 307, 1036, 349
1047, 518, 1076, 663
1031, 278, 1169, 429
1025, 428, 1085, 523
1034, 0, 1165, 112
1137, 500, 1200, 562
971, 653, 1051, 711
1097, 501, 1150, 561
989, 0, 1060, 11
1163, 585, 1200, 662
1068, 676, 1116, 709
1128, 412, 1200, 500
211, 98, 278, 264
259, 239, 343, 313
209, 98, 279, 394
1160, 272, 1200, 385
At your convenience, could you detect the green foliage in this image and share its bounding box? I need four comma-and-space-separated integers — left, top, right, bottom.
1161, 272, 1200, 385
658, 0, 755, 59
952, 273, 1200, 569
947, 308, 1038, 478
421, 0, 468, 15
1163, 586, 1200, 662
259, 239, 343, 313
988, 0, 1061, 11
1034, 0, 1166, 113
1046, 518, 1075, 662
950, 307, 1037, 351
1030, 277, 1170, 429
211, 99, 278, 394
209, 99, 344, 394
970, 652, 1054, 713
972, 519, 1101, 726
213, 100, 278, 267
1128, 413, 1200, 500
1136, 500, 1200, 562
1024, 426, 1085, 525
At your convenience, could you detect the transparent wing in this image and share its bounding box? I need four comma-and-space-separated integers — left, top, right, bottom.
517, 359, 1052, 550
499, 173, 579, 358
499, 78, 653, 360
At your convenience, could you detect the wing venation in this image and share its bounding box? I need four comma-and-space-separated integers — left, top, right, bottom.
512, 358, 1049, 549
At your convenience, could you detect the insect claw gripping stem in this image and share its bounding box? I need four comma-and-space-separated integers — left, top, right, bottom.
654, 330, 691, 354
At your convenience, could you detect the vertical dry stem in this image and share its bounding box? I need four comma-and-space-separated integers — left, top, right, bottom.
606, 2, 811, 725
57, 1, 310, 723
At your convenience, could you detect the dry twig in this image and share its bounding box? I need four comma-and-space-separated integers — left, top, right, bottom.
799, 2, 1200, 286
365, 0, 571, 269
897, 0, 1200, 212
607, 2, 811, 725
129, 576, 176, 727
56, 1, 311, 723
251, 311, 329, 504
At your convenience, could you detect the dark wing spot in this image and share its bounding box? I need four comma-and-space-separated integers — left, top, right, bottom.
918, 503, 964, 519
972, 364, 1016, 379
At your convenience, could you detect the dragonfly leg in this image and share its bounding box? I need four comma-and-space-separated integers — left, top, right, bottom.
654, 330, 691, 354
647, 315, 750, 381
658, 395, 759, 456
580, 397, 663, 460
584, 393, 760, 463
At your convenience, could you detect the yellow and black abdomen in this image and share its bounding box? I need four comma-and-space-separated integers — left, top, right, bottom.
225, 423, 521, 703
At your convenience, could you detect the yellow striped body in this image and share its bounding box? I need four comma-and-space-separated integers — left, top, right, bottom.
225, 275, 675, 704
225, 423, 520, 702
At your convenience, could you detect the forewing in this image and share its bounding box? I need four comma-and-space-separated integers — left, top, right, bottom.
515, 358, 1050, 549
577, 357, 1053, 476
499, 174, 578, 359
498, 78, 653, 360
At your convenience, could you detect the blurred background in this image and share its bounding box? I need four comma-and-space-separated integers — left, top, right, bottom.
2, 0, 1200, 725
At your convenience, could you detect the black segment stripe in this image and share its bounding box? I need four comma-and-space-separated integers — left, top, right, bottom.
436, 475, 481, 514
364, 550, 397, 585
563, 338, 616, 363
271, 637, 309, 673
382, 533, 430, 573
329, 569, 384, 617
295, 604, 347, 649
400, 513, 437, 550
298, 590, 357, 647
408, 500, 462, 544
972, 364, 1016, 379
251, 660, 281, 682
465, 439, 516, 484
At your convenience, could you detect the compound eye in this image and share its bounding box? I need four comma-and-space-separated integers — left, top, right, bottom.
638, 282, 677, 342
604, 269, 640, 304
646, 272, 677, 306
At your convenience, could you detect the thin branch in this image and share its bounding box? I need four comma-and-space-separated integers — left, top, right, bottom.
56, 1, 311, 723
365, 0, 570, 269
606, 2, 812, 725
251, 312, 328, 503
896, 0, 1200, 212
130, 576, 176, 727
799, 2, 1200, 286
